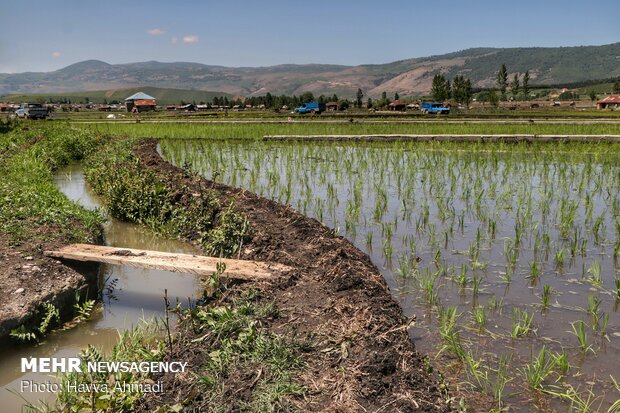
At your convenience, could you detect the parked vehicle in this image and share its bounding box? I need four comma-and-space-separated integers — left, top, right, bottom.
421, 102, 450, 115
294, 102, 325, 114
15, 103, 49, 119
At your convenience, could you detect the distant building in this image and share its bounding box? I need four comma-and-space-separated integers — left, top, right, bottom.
597, 95, 620, 109
388, 100, 406, 111
125, 92, 156, 112
178, 103, 196, 111
326, 102, 339, 112
0, 103, 10, 112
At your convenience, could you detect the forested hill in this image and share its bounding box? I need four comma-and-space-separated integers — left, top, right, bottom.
1, 43, 619, 97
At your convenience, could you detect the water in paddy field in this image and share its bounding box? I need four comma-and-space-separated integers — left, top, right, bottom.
161, 139, 620, 412
0, 164, 201, 411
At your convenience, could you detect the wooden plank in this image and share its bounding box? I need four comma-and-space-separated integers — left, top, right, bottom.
45, 244, 292, 280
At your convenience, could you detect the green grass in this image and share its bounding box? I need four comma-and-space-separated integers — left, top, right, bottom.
81, 121, 620, 141
0, 123, 105, 245
84, 138, 251, 257
186, 290, 306, 411
23, 321, 166, 413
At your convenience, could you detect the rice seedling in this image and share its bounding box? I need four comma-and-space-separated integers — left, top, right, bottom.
541, 284, 552, 310
463, 351, 490, 393
528, 260, 541, 283
521, 346, 555, 390
511, 307, 534, 338
586, 261, 602, 287
543, 384, 601, 413
418, 270, 439, 305
554, 248, 567, 269
491, 354, 512, 409
438, 306, 465, 360
472, 306, 487, 331
552, 350, 570, 377
569, 320, 594, 354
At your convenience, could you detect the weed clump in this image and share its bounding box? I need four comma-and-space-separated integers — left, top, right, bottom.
85, 139, 251, 258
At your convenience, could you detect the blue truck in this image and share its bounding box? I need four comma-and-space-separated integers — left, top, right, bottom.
294, 102, 326, 114
421, 102, 450, 115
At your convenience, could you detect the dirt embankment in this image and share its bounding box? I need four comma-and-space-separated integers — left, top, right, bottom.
135, 139, 451, 412
0, 231, 99, 340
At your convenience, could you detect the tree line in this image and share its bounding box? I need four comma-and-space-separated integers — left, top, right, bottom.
430, 74, 474, 107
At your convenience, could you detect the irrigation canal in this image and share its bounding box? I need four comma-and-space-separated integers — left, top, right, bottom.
0, 164, 201, 411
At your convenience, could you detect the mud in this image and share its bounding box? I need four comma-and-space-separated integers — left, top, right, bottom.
0, 231, 99, 340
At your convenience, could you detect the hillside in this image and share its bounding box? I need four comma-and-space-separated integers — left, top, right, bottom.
1, 43, 619, 98
0, 86, 231, 105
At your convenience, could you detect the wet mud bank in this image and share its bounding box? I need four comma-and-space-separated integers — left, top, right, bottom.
135, 139, 451, 412
0, 233, 101, 341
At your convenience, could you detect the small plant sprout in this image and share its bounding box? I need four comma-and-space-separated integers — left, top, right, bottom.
521, 346, 555, 390
570, 320, 594, 354
541, 284, 552, 310
552, 350, 570, 377
511, 307, 534, 338
438, 306, 465, 360
586, 260, 602, 287
472, 306, 486, 331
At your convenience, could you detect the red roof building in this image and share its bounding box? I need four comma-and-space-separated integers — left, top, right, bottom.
597, 94, 620, 109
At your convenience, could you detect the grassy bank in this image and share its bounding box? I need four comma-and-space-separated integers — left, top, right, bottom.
0, 123, 105, 246
0, 124, 106, 342
81, 121, 620, 140
83, 138, 251, 257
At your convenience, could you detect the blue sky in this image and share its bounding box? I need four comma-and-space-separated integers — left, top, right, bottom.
1, 0, 618, 73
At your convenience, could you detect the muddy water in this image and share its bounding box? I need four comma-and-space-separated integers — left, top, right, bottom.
0, 164, 201, 411
161, 139, 620, 411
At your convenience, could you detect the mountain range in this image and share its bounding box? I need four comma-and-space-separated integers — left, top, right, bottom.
2, 43, 619, 98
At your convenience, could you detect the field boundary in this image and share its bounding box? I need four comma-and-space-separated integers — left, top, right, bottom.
264, 134, 620, 142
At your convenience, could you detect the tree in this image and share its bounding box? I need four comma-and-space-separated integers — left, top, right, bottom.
431, 74, 450, 102
338, 99, 350, 110
394, 92, 399, 101
265, 92, 273, 108
331, 94, 339, 102
510, 74, 520, 99
614, 82, 620, 94
356, 88, 364, 108
522, 70, 530, 100
367, 97, 373, 109
381, 91, 387, 100
452, 75, 473, 108
488, 88, 499, 108
462, 78, 472, 108
300, 91, 315, 102
589, 90, 597, 102
496, 64, 508, 100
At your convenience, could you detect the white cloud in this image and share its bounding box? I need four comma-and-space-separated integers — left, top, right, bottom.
171, 36, 178, 44
182, 35, 199, 44
52, 51, 61, 58
147, 28, 165, 36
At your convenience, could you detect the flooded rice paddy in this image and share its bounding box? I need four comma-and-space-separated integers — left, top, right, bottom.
161, 139, 620, 411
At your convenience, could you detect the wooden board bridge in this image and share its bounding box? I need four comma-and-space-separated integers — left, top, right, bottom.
45, 244, 292, 280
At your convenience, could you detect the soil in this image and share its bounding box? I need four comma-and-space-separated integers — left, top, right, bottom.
0, 228, 99, 340
134, 139, 453, 412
